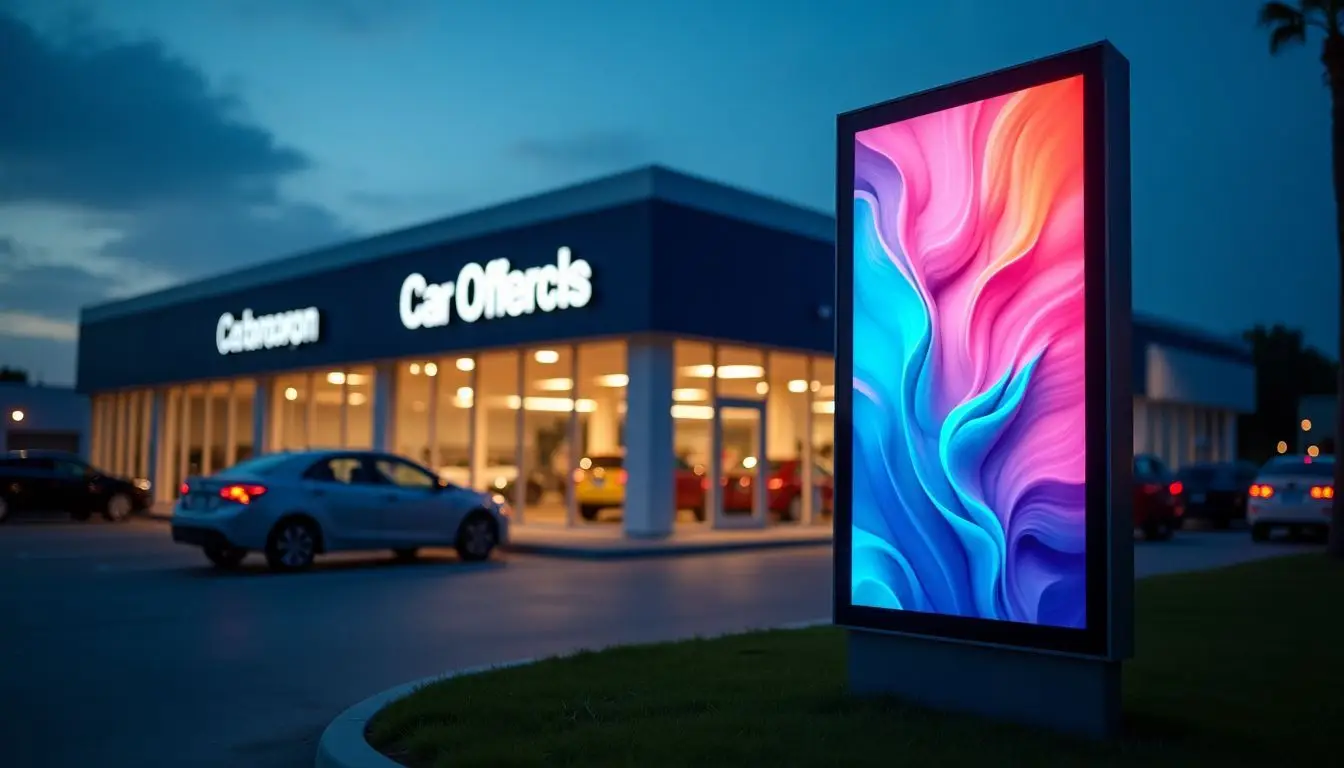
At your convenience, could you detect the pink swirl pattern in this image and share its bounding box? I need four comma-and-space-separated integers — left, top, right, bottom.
850, 75, 1088, 627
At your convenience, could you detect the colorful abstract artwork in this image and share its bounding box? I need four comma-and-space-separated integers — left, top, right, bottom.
850, 75, 1087, 629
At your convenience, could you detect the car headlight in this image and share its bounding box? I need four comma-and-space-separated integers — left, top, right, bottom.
134, 478, 152, 492
490, 493, 512, 517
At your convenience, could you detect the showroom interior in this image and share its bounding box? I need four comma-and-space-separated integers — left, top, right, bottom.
85, 338, 837, 532
77, 165, 1253, 540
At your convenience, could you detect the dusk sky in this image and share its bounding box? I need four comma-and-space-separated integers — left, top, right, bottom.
0, 0, 1334, 385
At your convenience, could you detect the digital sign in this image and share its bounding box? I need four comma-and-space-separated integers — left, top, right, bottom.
834, 43, 1132, 659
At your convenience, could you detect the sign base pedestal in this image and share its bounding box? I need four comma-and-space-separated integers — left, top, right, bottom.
847, 629, 1122, 739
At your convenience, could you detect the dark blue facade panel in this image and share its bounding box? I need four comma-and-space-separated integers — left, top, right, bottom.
78, 203, 654, 392
649, 202, 834, 354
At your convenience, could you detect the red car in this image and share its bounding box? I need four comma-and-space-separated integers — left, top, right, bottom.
720, 459, 833, 521
1134, 454, 1183, 540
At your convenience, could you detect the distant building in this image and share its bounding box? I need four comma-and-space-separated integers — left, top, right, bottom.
0, 382, 91, 457
1296, 395, 1337, 455
1132, 314, 1255, 470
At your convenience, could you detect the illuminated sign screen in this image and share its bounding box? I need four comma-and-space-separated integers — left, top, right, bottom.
834, 43, 1131, 658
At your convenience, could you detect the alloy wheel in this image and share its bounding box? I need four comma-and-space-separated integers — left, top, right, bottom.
277, 525, 315, 567
463, 518, 496, 558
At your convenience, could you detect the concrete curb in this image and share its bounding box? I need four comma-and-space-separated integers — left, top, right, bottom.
503, 534, 832, 560
313, 618, 833, 768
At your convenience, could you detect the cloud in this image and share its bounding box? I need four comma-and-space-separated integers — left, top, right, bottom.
0, 7, 352, 384
0, 11, 308, 211
0, 311, 78, 342
509, 131, 653, 172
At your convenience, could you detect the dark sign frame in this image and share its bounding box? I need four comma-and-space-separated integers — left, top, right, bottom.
833, 42, 1133, 660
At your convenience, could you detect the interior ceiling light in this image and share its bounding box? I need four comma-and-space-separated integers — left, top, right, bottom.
679, 364, 764, 379
596, 373, 629, 387
534, 350, 560, 364
456, 358, 475, 372
533, 378, 573, 392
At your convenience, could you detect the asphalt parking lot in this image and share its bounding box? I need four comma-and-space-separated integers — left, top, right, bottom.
0, 519, 1319, 768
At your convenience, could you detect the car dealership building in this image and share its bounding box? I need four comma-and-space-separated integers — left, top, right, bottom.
76, 166, 1255, 539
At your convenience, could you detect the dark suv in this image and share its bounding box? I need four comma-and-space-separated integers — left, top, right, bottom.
0, 450, 151, 523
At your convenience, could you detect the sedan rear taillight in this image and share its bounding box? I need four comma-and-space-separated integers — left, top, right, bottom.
1249, 484, 1274, 499
1168, 481, 1184, 496
218, 484, 267, 505
1310, 485, 1335, 500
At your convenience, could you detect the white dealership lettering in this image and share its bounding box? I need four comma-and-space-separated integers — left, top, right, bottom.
398, 246, 593, 330
216, 307, 321, 355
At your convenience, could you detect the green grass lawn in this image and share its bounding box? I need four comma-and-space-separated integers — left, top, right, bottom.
368, 554, 1344, 767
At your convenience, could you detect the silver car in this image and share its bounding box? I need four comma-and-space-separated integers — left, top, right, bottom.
170, 450, 511, 572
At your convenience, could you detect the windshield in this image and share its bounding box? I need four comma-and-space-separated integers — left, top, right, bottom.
1262, 456, 1335, 477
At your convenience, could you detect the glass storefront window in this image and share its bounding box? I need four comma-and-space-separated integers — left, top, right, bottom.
812, 356, 835, 522
435, 355, 474, 483
233, 379, 257, 464
524, 346, 575, 525
344, 366, 376, 450
768, 351, 811, 524
311, 370, 344, 448
575, 340, 626, 524
182, 384, 205, 477
396, 361, 434, 465
672, 340, 712, 523
476, 349, 522, 508
274, 373, 309, 451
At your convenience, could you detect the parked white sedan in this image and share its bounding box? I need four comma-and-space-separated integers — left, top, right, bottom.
1247, 454, 1335, 542
170, 450, 511, 572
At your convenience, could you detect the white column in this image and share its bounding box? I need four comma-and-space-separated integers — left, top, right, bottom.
254, 377, 273, 455
373, 363, 395, 451
177, 390, 191, 483
145, 390, 161, 499
1132, 398, 1148, 456
802, 356, 816, 525
200, 387, 215, 475
224, 380, 238, 468
469, 367, 487, 489
624, 337, 675, 538
513, 353, 527, 520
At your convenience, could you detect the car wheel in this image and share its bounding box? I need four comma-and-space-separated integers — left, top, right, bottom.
580, 505, 601, 522
455, 511, 498, 562
204, 544, 247, 569
103, 493, 133, 522
265, 518, 319, 572
392, 548, 419, 562
785, 496, 802, 523
1251, 523, 1271, 542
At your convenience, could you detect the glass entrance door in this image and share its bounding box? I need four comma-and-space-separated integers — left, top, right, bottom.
711, 397, 767, 529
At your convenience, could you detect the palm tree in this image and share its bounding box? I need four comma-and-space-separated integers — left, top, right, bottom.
1258, 0, 1344, 558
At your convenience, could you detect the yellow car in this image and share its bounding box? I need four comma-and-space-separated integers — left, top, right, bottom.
574, 455, 706, 522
